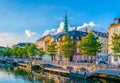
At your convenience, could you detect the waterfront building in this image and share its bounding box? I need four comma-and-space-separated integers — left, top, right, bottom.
108, 18, 120, 64
93, 31, 108, 61
36, 13, 108, 62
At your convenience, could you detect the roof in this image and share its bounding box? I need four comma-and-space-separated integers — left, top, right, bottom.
54, 30, 88, 41
13, 42, 32, 47
114, 18, 120, 20
37, 30, 108, 42
54, 32, 65, 41
37, 34, 53, 41
94, 31, 108, 38
0, 46, 5, 49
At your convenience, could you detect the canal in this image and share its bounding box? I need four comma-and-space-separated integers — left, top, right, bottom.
0, 63, 119, 83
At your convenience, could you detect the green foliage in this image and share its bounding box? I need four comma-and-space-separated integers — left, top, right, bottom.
47, 42, 57, 61
2, 43, 42, 58
78, 31, 102, 56
3, 48, 12, 56
111, 33, 120, 56
61, 34, 74, 58
37, 48, 45, 58
28, 44, 37, 57
24, 44, 29, 57
11, 46, 19, 56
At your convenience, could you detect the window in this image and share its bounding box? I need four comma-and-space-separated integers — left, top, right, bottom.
83, 33, 86, 36
71, 36, 73, 40
114, 56, 118, 61
56, 39, 58, 42
59, 38, 61, 41
77, 36, 79, 40
114, 27, 118, 33
115, 19, 118, 24
77, 48, 79, 53
97, 32, 100, 35
103, 34, 106, 37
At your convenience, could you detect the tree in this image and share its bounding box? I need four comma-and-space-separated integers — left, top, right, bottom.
47, 42, 57, 61
111, 33, 120, 56
28, 44, 37, 57
11, 46, 19, 57
3, 47, 12, 57
37, 48, 45, 59
61, 34, 74, 62
24, 44, 30, 57
17, 47, 25, 57
78, 31, 101, 60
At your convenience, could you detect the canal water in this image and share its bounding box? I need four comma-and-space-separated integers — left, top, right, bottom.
0, 64, 119, 83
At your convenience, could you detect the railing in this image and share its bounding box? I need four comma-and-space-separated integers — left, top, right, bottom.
0, 56, 119, 74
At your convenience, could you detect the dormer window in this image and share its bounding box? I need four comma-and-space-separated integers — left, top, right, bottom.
97, 32, 99, 36
114, 27, 118, 33
83, 33, 86, 36
115, 19, 119, 24
77, 37, 79, 40
106, 34, 108, 37
56, 39, 58, 42
103, 34, 106, 37
59, 38, 61, 41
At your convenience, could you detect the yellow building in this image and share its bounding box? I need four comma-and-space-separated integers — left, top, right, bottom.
36, 35, 54, 52
108, 18, 120, 64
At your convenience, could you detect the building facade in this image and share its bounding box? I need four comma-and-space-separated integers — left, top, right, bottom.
36, 13, 108, 62
93, 31, 108, 61
108, 18, 120, 64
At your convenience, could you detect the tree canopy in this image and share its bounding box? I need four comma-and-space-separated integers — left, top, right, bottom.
78, 31, 102, 56
37, 48, 45, 59
61, 34, 74, 58
1, 43, 45, 59
47, 42, 57, 61
111, 33, 120, 56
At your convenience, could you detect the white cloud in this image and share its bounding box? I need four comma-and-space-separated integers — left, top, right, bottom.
42, 21, 97, 37
0, 33, 38, 47
57, 22, 64, 33
77, 22, 96, 30
25, 29, 36, 38
42, 29, 57, 36
42, 22, 64, 36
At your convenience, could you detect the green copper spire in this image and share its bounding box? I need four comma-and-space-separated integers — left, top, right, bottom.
63, 11, 68, 33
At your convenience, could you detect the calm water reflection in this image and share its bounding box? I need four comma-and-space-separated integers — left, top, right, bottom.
0, 64, 119, 83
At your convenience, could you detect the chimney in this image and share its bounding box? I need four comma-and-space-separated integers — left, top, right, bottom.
114, 18, 120, 24
74, 27, 77, 31
83, 28, 88, 32
102, 31, 106, 33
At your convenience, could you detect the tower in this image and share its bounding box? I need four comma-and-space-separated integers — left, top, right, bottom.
63, 11, 68, 33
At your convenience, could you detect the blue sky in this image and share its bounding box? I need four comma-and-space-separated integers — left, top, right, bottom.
0, 0, 120, 46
